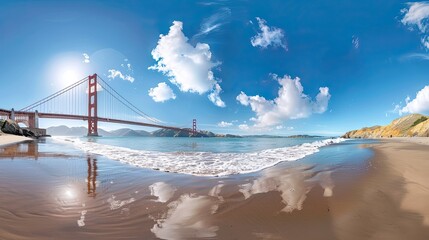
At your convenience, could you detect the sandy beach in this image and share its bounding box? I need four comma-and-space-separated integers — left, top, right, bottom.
0, 133, 32, 147
0, 137, 428, 239
327, 138, 429, 239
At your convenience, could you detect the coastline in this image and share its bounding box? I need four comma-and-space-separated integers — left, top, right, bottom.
338, 137, 429, 239
371, 138, 429, 226
0, 133, 32, 147
1, 136, 429, 239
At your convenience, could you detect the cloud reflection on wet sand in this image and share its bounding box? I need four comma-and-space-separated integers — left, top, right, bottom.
239, 166, 335, 213
151, 194, 219, 239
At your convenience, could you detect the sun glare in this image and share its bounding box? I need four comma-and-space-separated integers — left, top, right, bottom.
46, 52, 90, 90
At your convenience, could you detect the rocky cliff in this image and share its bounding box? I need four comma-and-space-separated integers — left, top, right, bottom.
343, 114, 429, 138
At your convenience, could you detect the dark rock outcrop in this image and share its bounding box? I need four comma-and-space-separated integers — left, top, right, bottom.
0, 119, 37, 138
1, 119, 23, 136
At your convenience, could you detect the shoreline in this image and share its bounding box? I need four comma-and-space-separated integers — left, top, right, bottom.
0, 133, 33, 147
0, 136, 428, 239
348, 137, 429, 238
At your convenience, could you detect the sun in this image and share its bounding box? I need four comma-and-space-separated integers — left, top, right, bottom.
46, 52, 90, 90
61, 69, 80, 87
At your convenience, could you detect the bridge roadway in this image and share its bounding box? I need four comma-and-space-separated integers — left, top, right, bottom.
0, 109, 191, 133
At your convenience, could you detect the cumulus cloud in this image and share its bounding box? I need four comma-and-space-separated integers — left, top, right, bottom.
236, 74, 331, 128
352, 35, 359, 49
82, 53, 90, 63
194, 7, 231, 37
399, 85, 429, 114
238, 124, 249, 130
218, 121, 233, 127
107, 69, 135, 83
401, 2, 429, 49
250, 17, 287, 50
208, 83, 226, 107
149, 21, 225, 107
148, 82, 176, 102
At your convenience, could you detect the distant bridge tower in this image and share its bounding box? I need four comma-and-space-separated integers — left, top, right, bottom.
87, 74, 98, 136
192, 119, 197, 135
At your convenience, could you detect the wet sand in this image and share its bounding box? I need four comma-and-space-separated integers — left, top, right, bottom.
0, 138, 428, 239
0, 133, 32, 147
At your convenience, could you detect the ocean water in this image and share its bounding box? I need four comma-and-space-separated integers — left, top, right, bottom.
52, 136, 348, 176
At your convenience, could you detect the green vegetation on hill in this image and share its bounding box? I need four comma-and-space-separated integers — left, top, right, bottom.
411, 116, 428, 128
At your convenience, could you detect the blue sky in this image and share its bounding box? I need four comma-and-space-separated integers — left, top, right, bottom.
1, 0, 429, 135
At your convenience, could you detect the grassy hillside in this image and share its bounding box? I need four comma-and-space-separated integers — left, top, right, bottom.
343, 114, 429, 138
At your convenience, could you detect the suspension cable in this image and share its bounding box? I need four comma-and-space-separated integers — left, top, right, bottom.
20, 77, 88, 111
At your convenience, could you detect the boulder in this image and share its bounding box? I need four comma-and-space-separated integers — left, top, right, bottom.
22, 128, 36, 138
1, 119, 23, 135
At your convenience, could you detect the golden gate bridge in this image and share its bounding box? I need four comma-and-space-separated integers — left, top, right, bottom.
0, 74, 198, 136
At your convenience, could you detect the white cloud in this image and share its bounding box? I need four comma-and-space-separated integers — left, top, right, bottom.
218, 121, 233, 127
250, 17, 287, 50
194, 7, 231, 37
148, 82, 176, 102
82, 53, 90, 63
352, 35, 359, 49
401, 2, 429, 32
399, 85, 429, 114
107, 69, 135, 83
149, 21, 225, 107
208, 83, 226, 107
422, 35, 429, 49
236, 74, 331, 128
400, 53, 429, 60
401, 2, 429, 49
238, 124, 249, 130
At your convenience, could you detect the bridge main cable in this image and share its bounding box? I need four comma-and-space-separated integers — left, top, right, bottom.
97, 76, 161, 124
19, 76, 89, 112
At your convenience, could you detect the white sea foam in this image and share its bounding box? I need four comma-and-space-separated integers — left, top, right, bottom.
53, 137, 347, 176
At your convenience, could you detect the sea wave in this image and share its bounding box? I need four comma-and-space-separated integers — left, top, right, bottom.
53, 137, 347, 176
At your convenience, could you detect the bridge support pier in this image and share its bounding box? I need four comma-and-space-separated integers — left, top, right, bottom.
34, 110, 39, 128
87, 74, 99, 136
10, 108, 15, 121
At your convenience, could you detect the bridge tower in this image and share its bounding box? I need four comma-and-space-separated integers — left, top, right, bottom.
87, 74, 98, 136
192, 119, 197, 135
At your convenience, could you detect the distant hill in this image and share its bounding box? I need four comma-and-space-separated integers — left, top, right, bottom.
151, 128, 241, 138
343, 114, 429, 138
46, 126, 146, 137
109, 128, 150, 137
242, 134, 322, 138
47, 126, 109, 136
46, 125, 239, 138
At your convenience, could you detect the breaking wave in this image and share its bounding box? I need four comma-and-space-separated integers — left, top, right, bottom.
53, 137, 347, 176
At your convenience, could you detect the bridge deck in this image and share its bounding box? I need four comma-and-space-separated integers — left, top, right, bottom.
0, 109, 191, 132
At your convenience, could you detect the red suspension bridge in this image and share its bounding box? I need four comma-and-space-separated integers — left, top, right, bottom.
0, 74, 197, 136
